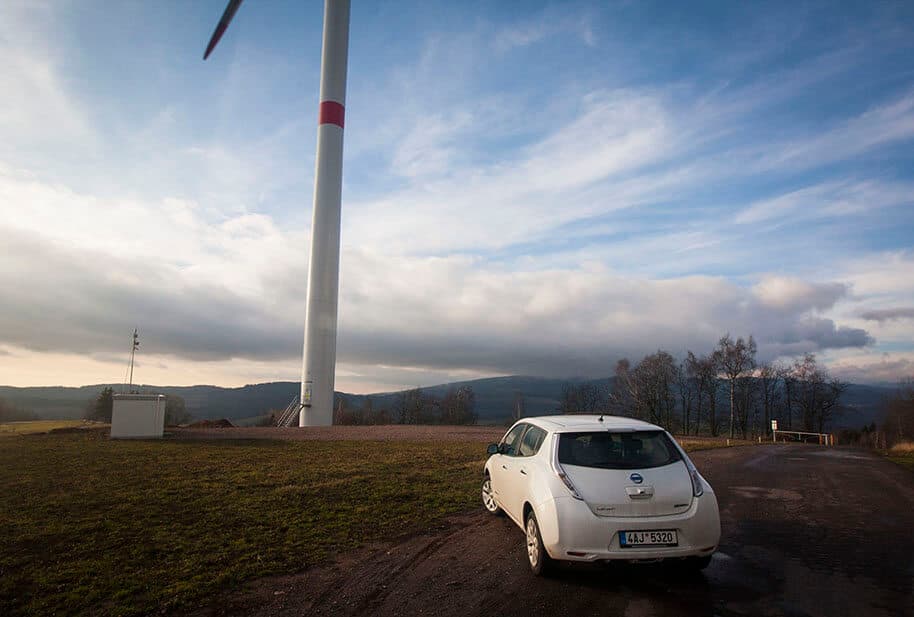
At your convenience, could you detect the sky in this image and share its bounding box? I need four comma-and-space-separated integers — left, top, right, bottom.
1, 0, 913, 392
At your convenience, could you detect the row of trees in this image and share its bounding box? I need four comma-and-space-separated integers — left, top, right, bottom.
882, 383, 914, 445
332, 396, 393, 425
333, 386, 479, 426
560, 334, 848, 438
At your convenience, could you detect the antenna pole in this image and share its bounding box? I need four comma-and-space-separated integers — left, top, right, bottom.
300, 0, 350, 427
128, 329, 139, 388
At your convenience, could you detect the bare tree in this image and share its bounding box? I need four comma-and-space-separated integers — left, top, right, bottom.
558, 382, 579, 414
397, 388, 432, 424
440, 386, 477, 425
512, 391, 526, 421
883, 381, 914, 444
333, 395, 348, 425
558, 382, 606, 414
734, 374, 757, 439
716, 334, 757, 439
394, 391, 408, 424
578, 382, 606, 413
781, 365, 796, 430
609, 359, 634, 416
677, 361, 695, 435
615, 351, 677, 427
758, 362, 782, 436
790, 354, 847, 432
687, 351, 721, 436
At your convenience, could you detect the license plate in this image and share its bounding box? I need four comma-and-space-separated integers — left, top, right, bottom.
619, 530, 678, 547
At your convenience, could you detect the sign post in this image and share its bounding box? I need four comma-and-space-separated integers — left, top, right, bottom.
771, 419, 778, 442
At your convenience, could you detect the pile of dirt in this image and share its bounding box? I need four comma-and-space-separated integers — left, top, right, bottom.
186, 418, 236, 429
47, 426, 108, 435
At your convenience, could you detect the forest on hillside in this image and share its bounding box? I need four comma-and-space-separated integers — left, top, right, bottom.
331, 334, 859, 439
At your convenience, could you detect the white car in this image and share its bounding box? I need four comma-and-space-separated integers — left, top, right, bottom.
482, 415, 720, 574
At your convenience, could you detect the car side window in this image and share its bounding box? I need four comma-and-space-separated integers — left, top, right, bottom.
518, 426, 546, 457
500, 424, 527, 456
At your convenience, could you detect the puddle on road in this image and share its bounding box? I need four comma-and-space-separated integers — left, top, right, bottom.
808, 450, 874, 460
780, 558, 899, 617
731, 486, 803, 501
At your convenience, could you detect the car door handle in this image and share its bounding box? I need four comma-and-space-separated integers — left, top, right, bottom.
519, 469, 527, 475
502, 465, 508, 470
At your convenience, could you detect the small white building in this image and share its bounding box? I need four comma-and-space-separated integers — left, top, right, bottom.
111, 394, 166, 439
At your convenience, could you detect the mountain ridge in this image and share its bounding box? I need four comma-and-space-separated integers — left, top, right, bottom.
0, 376, 893, 428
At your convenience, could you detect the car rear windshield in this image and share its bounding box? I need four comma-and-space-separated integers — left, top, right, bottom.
557, 430, 682, 470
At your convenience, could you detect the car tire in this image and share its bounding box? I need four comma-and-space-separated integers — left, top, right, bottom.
525, 511, 553, 576
481, 476, 501, 515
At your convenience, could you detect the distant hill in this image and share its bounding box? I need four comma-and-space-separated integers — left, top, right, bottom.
0, 377, 894, 429
0, 382, 299, 423
335, 376, 610, 424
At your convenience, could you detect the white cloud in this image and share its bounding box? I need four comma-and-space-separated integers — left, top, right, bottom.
860, 307, 914, 323
823, 350, 914, 384
752, 276, 847, 313
390, 111, 475, 179
0, 2, 94, 161
0, 209, 875, 382
345, 89, 678, 254
755, 90, 914, 172
493, 12, 597, 53
734, 179, 913, 225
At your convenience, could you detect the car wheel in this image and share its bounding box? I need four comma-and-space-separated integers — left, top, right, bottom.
481, 476, 501, 515
525, 511, 553, 575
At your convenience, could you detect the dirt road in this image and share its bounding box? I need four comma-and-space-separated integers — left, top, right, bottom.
197, 445, 914, 617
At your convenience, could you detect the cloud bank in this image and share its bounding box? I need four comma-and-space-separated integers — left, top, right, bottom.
0, 1, 912, 389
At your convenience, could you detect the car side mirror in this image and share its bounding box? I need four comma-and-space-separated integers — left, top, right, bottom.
486, 443, 499, 455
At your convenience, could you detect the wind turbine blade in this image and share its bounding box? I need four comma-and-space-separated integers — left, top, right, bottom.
203, 0, 245, 60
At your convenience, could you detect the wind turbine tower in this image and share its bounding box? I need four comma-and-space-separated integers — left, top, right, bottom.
204, 0, 350, 427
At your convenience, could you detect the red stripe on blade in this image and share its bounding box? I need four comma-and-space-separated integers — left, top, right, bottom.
318, 101, 345, 128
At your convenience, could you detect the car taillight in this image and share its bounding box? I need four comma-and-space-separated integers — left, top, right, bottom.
667, 431, 704, 498
689, 466, 704, 497
556, 469, 584, 500
551, 435, 583, 500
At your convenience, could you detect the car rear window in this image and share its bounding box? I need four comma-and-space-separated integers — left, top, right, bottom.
557, 430, 682, 469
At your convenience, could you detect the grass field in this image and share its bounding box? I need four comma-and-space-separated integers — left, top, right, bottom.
887, 441, 914, 471
0, 429, 733, 616
0, 420, 102, 437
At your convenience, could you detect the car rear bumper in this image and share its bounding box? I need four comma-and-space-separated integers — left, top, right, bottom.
535, 491, 721, 562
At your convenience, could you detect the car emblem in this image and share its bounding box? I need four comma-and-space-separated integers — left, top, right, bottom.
630, 473, 643, 484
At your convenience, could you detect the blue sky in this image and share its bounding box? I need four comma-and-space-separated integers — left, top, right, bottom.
1, 0, 913, 390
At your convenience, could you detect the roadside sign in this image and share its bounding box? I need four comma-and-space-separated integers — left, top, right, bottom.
771, 420, 778, 431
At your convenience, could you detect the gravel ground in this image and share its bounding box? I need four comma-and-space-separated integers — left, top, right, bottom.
187, 444, 914, 617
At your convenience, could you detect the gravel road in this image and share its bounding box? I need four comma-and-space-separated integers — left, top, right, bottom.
194, 444, 914, 617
